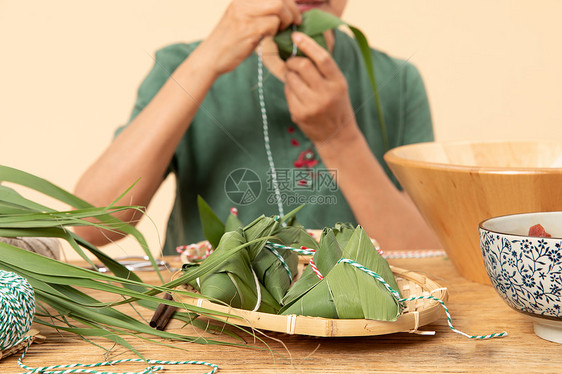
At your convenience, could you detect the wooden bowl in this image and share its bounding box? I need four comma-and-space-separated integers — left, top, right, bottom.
384, 140, 562, 284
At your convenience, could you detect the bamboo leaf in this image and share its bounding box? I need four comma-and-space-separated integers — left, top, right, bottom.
281, 226, 401, 320
1, 252, 247, 345
0, 226, 99, 269
35, 291, 234, 345
332, 222, 356, 252
0, 242, 208, 312
224, 210, 243, 233
0, 227, 145, 286
281, 280, 338, 318
34, 319, 146, 359
300, 10, 344, 35
0, 165, 92, 209
0, 207, 133, 227
280, 228, 341, 311
328, 226, 401, 320
70, 232, 146, 287
197, 195, 225, 249
0, 184, 49, 212
243, 215, 280, 260
348, 25, 388, 151
0, 240, 135, 281
279, 204, 305, 225
198, 230, 280, 313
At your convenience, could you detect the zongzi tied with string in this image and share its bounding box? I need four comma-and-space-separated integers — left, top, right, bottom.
281, 226, 402, 321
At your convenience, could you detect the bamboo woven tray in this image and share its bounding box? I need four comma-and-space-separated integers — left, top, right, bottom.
172, 265, 448, 337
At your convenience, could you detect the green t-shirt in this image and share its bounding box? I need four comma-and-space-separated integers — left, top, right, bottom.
120, 30, 434, 255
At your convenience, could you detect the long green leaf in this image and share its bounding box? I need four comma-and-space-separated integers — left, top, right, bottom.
197, 195, 225, 249
0, 165, 163, 281
348, 25, 388, 151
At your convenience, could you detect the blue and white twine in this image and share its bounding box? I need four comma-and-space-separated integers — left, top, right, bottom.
0, 270, 35, 352
338, 258, 508, 340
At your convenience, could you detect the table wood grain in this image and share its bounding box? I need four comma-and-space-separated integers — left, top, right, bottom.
1, 256, 560, 373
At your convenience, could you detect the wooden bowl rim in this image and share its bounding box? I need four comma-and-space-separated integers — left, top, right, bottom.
384, 140, 562, 173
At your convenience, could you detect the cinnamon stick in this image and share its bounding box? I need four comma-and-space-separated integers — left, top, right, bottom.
156, 303, 177, 331
149, 293, 173, 328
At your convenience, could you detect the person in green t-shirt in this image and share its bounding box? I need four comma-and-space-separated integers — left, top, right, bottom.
74, 0, 440, 254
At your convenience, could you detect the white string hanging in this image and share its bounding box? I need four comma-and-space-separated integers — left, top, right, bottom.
257, 42, 285, 219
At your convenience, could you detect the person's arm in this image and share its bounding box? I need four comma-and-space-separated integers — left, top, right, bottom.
284, 32, 440, 250
73, 48, 216, 245
74, 0, 302, 246
315, 129, 440, 250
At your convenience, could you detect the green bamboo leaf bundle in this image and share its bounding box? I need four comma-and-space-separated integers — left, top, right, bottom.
0, 166, 263, 356
275, 9, 343, 60
195, 229, 280, 313
245, 217, 292, 301
242, 207, 314, 304
329, 227, 401, 320
252, 224, 312, 303
0, 165, 161, 281
274, 9, 389, 151
280, 228, 341, 310
242, 215, 281, 260
281, 226, 402, 321
251, 246, 295, 304
195, 200, 306, 305
190, 214, 303, 310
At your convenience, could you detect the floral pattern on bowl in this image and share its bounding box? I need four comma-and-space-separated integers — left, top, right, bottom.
479, 229, 562, 319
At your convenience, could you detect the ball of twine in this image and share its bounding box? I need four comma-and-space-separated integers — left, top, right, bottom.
0, 270, 35, 351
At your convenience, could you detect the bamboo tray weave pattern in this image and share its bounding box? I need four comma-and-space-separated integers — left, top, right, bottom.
173, 265, 448, 337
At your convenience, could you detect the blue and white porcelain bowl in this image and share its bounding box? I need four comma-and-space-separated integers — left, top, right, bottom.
479, 212, 562, 343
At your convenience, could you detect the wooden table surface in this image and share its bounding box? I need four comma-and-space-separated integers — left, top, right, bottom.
1, 255, 561, 373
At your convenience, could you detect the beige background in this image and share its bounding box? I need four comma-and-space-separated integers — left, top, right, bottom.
1, 0, 561, 260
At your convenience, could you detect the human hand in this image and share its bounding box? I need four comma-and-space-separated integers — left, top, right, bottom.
199, 0, 301, 77
284, 31, 359, 146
